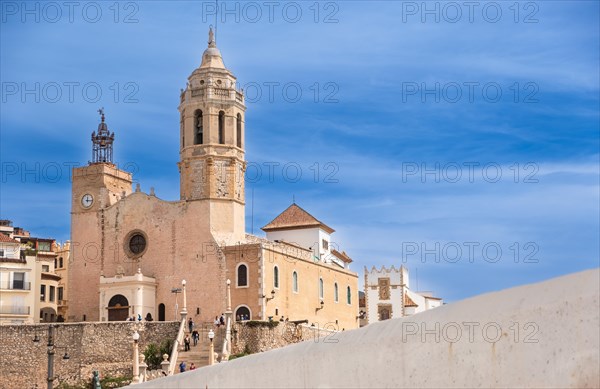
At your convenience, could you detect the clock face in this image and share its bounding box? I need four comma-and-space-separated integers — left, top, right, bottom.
81, 194, 94, 208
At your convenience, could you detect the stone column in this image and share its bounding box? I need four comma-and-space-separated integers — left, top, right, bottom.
138, 354, 148, 383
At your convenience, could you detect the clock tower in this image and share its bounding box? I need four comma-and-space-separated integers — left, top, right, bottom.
71, 109, 133, 214
178, 27, 246, 239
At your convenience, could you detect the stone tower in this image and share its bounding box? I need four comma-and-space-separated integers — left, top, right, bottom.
69, 110, 132, 321
178, 27, 246, 239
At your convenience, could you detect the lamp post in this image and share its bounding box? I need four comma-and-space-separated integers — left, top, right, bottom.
181, 279, 187, 320
208, 329, 215, 365
132, 331, 140, 384
35, 324, 70, 389
171, 287, 182, 319
224, 279, 232, 356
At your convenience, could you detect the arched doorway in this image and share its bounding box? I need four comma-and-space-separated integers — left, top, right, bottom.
108, 294, 130, 321
235, 306, 251, 321
40, 307, 57, 323
158, 303, 166, 321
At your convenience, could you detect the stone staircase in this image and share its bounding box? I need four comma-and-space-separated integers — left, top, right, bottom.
175, 322, 225, 373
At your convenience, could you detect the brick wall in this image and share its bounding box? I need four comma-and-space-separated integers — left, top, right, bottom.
0, 321, 179, 389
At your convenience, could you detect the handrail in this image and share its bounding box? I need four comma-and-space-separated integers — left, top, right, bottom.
168, 317, 186, 375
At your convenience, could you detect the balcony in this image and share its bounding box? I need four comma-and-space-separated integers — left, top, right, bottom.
0, 280, 31, 290
0, 305, 30, 315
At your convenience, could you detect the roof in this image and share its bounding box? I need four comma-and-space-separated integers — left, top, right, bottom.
0, 234, 19, 244
262, 204, 335, 234
331, 249, 353, 263
404, 294, 419, 307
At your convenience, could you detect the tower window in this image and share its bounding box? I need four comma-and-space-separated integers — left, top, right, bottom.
236, 113, 242, 148
237, 264, 248, 287
219, 111, 225, 144
194, 110, 203, 145
274, 265, 279, 289
292, 271, 298, 293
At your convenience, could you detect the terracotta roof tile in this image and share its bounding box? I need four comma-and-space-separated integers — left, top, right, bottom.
0, 234, 19, 244
262, 204, 334, 233
404, 294, 418, 307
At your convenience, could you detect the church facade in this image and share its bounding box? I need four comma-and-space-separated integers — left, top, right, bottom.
67, 29, 359, 330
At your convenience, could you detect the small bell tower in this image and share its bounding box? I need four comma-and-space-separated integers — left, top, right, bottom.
178, 27, 246, 237
91, 108, 114, 164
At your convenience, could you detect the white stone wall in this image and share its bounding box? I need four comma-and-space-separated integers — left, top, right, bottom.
135, 269, 600, 389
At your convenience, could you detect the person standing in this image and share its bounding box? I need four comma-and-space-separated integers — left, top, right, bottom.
179, 361, 186, 373
188, 317, 194, 333
184, 335, 191, 351
192, 329, 199, 346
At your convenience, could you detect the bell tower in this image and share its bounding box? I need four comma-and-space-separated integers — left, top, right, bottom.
178, 27, 246, 239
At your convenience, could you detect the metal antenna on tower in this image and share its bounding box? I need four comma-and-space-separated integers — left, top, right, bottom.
215, 0, 218, 44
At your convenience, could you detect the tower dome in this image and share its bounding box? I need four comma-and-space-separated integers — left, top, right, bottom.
200, 27, 225, 69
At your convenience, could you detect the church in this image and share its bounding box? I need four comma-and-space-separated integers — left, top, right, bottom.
67, 28, 359, 330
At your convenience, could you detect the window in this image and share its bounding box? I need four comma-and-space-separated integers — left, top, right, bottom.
334, 283, 339, 303
42, 265, 50, 272
58, 287, 64, 301
129, 234, 146, 255
236, 113, 242, 148
319, 278, 324, 300
292, 271, 298, 293
40, 285, 46, 301
237, 264, 248, 287
49, 286, 55, 302
59, 257, 63, 268
347, 286, 352, 305
38, 242, 51, 252
0, 249, 4, 257
322, 239, 329, 250
54, 259, 57, 268
13, 272, 25, 289
273, 266, 279, 289
194, 110, 203, 145
218, 111, 225, 144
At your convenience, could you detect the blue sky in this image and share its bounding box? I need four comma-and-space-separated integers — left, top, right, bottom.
1, 1, 598, 302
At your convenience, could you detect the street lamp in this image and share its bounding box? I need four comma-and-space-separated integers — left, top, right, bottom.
132, 331, 140, 384
208, 329, 215, 365
171, 287, 182, 319
316, 300, 325, 312
32, 324, 70, 389
264, 290, 276, 302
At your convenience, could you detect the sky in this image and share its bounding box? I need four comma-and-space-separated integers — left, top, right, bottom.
1, 1, 598, 302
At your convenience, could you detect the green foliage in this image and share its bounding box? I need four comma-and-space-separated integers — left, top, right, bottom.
98, 375, 132, 388
244, 320, 279, 328
229, 345, 252, 360
143, 339, 173, 369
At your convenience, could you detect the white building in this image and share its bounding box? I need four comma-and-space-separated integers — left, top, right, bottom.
0, 234, 37, 324
364, 265, 442, 324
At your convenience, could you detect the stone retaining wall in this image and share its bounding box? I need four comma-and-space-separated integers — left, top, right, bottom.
0, 321, 179, 389
231, 321, 338, 355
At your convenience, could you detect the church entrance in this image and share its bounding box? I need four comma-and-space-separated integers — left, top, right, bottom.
108, 294, 130, 321
235, 306, 251, 321
378, 305, 392, 321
